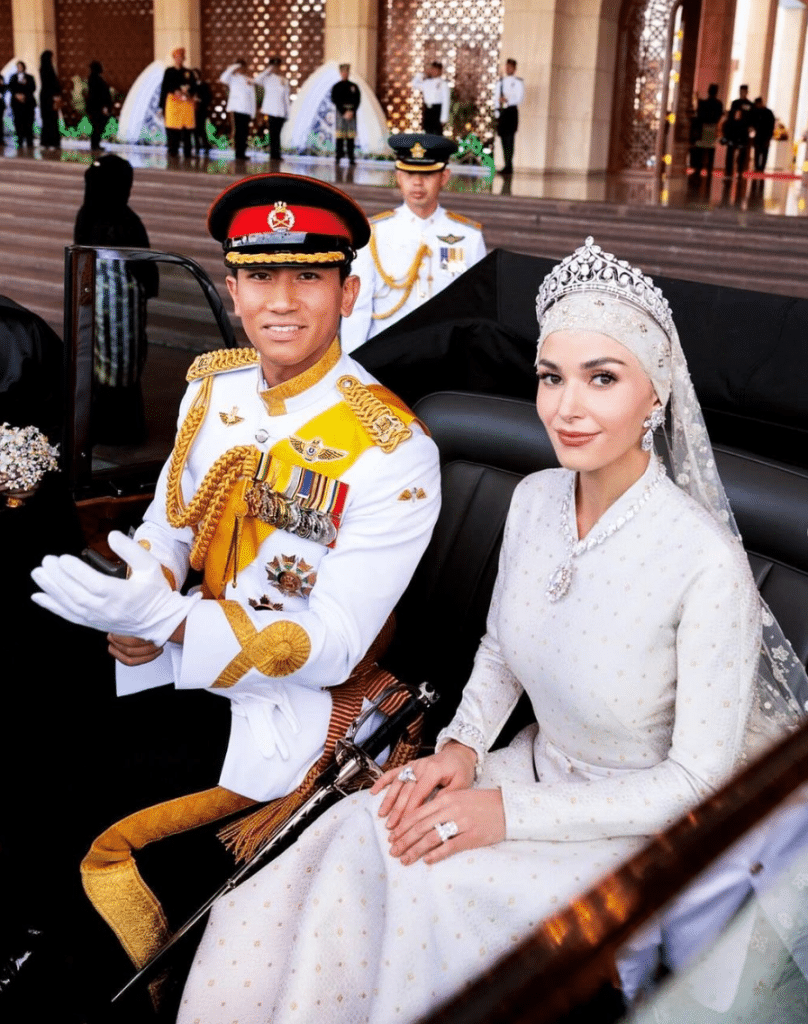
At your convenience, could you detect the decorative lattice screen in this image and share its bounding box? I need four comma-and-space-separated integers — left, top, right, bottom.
55, 0, 154, 126
201, 0, 325, 133
377, 0, 504, 141
615, 0, 679, 170
0, 0, 13, 70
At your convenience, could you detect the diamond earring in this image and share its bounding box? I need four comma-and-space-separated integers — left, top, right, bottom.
641, 407, 665, 452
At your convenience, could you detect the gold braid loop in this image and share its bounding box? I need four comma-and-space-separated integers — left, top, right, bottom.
165, 376, 260, 570
369, 231, 431, 321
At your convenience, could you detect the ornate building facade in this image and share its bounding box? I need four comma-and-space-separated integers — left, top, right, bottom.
4, 0, 807, 173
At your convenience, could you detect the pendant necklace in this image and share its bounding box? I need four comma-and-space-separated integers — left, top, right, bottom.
545, 459, 665, 603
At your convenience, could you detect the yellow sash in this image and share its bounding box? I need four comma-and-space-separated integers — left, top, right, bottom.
202, 395, 417, 597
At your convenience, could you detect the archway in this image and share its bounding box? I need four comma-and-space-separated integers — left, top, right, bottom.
609, 0, 702, 172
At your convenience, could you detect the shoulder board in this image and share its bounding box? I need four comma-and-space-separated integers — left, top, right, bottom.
186, 347, 259, 382
370, 210, 396, 223
447, 211, 482, 230
337, 375, 416, 453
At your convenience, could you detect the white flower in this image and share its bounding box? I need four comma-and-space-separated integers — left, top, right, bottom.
771, 646, 790, 663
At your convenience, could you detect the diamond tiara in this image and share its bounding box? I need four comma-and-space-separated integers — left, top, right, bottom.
536, 237, 675, 341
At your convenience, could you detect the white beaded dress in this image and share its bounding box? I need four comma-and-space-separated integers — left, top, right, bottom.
178, 456, 761, 1024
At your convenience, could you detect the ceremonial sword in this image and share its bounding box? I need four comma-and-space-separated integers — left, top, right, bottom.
111, 680, 438, 1006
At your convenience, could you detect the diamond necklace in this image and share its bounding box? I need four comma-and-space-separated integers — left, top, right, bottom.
545, 459, 666, 603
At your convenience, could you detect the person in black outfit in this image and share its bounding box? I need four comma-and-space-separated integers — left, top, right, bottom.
39, 50, 62, 150
751, 96, 775, 172
85, 61, 112, 152
73, 155, 158, 445
690, 83, 723, 178
9, 61, 36, 149
192, 68, 212, 155
330, 63, 361, 164
723, 84, 753, 178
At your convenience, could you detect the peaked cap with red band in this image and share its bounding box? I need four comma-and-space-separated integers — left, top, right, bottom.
208, 173, 370, 269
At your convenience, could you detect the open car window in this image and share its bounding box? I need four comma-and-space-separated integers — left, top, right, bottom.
62, 245, 239, 500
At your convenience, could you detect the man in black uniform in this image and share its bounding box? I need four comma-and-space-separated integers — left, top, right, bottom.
9, 61, 36, 149
751, 96, 775, 172
330, 63, 360, 165
723, 84, 753, 178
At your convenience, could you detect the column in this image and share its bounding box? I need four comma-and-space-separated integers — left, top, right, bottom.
741, 0, 777, 100
11, 0, 55, 70
153, 0, 199, 67
324, 0, 377, 85
499, 0, 557, 171
693, 0, 737, 100
544, 0, 619, 173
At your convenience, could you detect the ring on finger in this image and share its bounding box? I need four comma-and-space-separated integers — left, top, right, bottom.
397, 766, 418, 783
434, 820, 458, 844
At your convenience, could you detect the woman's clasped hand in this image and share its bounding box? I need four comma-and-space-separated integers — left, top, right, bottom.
371, 741, 506, 864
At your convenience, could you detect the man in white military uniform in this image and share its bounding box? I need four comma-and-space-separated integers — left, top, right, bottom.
495, 58, 525, 176
219, 59, 257, 160
32, 172, 440, 972
342, 133, 487, 352
255, 56, 290, 162
410, 62, 451, 134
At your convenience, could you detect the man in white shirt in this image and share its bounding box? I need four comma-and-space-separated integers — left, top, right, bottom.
495, 59, 525, 175
342, 133, 487, 352
255, 56, 290, 162
219, 59, 256, 161
410, 62, 451, 135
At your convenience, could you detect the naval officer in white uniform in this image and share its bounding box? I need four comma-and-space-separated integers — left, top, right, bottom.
342, 133, 487, 352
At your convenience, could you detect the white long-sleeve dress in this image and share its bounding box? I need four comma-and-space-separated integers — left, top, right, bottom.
178, 458, 761, 1024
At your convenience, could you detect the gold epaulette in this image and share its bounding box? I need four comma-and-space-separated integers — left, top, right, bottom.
337, 375, 413, 453
186, 347, 259, 382
447, 211, 482, 230
370, 209, 396, 223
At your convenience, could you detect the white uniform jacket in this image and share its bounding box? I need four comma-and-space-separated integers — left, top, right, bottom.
495, 74, 524, 112
341, 204, 487, 352
255, 69, 290, 118
410, 74, 451, 124
219, 64, 257, 118
117, 343, 440, 801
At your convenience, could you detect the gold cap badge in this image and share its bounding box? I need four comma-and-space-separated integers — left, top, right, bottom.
410, 142, 426, 160
267, 201, 296, 232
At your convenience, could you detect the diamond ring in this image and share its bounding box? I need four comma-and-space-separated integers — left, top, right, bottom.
434, 820, 458, 844
397, 766, 417, 783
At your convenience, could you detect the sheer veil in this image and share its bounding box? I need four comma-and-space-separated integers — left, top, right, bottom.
536, 237, 807, 757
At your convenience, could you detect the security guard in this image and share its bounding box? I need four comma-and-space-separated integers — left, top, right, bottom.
342, 133, 487, 351
32, 173, 441, 974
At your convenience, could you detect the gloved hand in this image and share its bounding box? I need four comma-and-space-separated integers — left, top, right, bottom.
228, 687, 302, 760
31, 530, 200, 645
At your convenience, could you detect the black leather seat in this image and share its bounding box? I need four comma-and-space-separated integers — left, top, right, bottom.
389, 392, 808, 739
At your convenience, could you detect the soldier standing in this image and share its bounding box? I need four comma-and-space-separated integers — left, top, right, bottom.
330, 63, 361, 165
342, 133, 486, 351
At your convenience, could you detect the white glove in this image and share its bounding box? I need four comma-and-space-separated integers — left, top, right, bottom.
31, 530, 200, 645
228, 688, 302, 760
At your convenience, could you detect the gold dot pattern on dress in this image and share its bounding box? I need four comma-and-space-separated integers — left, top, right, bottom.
178, 464, 760, 1022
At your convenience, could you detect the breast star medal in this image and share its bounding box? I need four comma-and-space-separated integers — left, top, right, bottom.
266, 554, 317, 598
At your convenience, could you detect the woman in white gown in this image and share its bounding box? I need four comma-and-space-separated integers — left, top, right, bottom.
178, 239, 804, 1024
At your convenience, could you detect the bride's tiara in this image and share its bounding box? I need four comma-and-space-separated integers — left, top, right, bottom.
536, 237, 675, 342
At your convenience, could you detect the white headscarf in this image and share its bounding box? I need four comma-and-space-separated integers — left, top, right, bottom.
536, 238, 807, 749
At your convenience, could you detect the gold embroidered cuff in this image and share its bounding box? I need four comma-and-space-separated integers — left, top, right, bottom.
214, 611, 311, 687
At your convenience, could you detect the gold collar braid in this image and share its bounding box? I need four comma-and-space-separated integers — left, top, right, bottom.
369, 230, 431, 321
